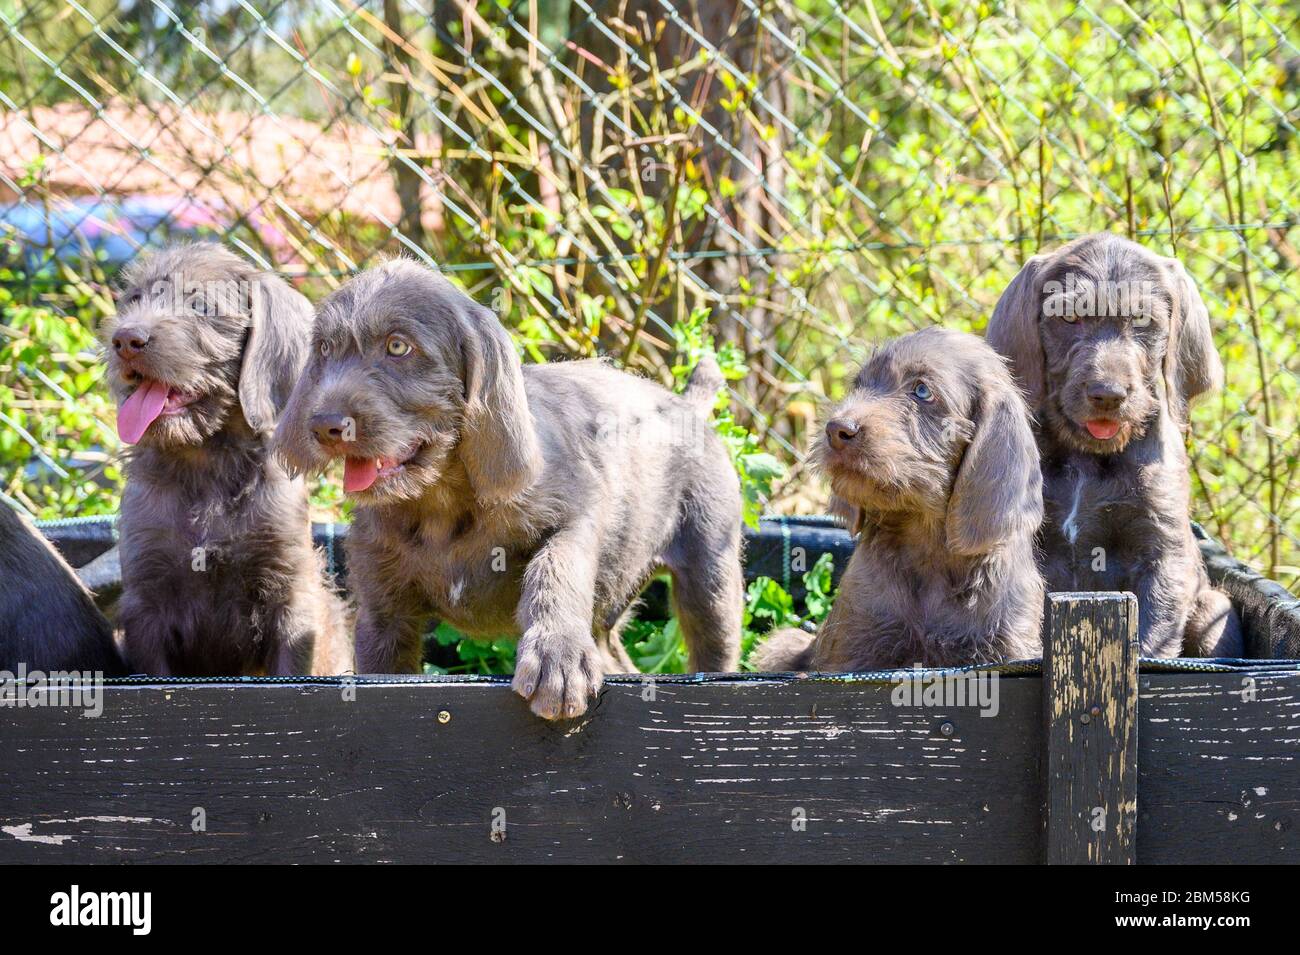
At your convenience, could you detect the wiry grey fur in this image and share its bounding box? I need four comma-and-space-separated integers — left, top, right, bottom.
0, 505, 126, 674
102, 243, 350, 675
986, 232, 1242, 657
754, 327, 1045, 671
273, 258, 743, 719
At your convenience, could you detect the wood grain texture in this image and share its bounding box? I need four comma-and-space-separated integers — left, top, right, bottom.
0, 676, 1041, 864
1041, 593, 1139, 864
1138, 671, 1300, 863
3, 662, 1294, 863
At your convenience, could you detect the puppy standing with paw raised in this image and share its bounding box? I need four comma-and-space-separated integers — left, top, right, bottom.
987, 232, 1242, 657
274, 259, 743, 719
754, 327, 1045, 671
103, 244, 350, 676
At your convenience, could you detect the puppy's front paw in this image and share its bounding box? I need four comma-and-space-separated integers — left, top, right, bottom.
512, 630, 603, 720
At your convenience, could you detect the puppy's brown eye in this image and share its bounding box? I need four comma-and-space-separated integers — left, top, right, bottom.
912, 381, 934, 402
1060, 311, 1079, 324
319, 341, 331, 357
386, 336, 412, 357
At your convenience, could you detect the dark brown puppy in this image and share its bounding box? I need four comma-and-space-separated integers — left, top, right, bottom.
274, 258, 743, 719
987, 232, 1241, 657
102, 243, 350, 676
754, 327, 1044, 671
0, 505, 126, 674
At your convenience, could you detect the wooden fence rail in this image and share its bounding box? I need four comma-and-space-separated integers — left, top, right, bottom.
0, 592, 1296, 864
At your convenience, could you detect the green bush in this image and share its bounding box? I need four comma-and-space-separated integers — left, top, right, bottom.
3, 0, 1298, 603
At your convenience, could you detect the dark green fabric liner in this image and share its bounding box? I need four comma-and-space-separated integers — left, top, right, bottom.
14, 655, 1299, 689
36, 513, 1300, 663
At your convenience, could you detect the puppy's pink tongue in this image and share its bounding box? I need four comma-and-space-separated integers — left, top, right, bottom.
1086, 419, 1121, 440
117, 379, 169, 444
343, 457, 379, 493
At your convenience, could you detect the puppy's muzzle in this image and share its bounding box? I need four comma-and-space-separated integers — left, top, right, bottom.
825, 417, 861, 452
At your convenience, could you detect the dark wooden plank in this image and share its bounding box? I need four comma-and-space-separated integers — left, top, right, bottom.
1041, 592, 1139, 864
1138, 670, 1300, 863
0, 675, 1041, 864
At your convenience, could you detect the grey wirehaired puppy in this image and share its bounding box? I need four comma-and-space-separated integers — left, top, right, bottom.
755, 327, 1045, 671
986, 232, 1242, 657
0, 505, 126, 675
102, 243, 350, 676
273, 258, 743, 719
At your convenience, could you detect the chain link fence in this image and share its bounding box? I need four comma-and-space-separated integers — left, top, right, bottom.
2, 1, 1298, 585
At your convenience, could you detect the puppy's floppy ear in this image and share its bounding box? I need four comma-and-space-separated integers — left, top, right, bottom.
946, 377, 1043, 557
985, 253, 1047, 408
1162, 257, 1223, 422
239, 272, 313, 435
458, 305, 541, 504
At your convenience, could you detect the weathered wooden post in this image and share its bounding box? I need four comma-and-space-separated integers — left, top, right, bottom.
1041, 592, 1140, 864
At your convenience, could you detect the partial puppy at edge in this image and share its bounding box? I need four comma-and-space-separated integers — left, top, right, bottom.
0, 504, 126, 675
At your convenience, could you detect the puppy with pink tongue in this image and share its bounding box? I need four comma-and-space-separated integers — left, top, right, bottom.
103, 243, 350, 677
987, 232, 1241, 657
272, 259, 745, 721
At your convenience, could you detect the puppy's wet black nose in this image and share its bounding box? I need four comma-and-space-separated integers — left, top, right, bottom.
111, 327, 149, 357
1085, 381, 1128, 411
826, 418, 861, 451
311, 413, 352, 445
